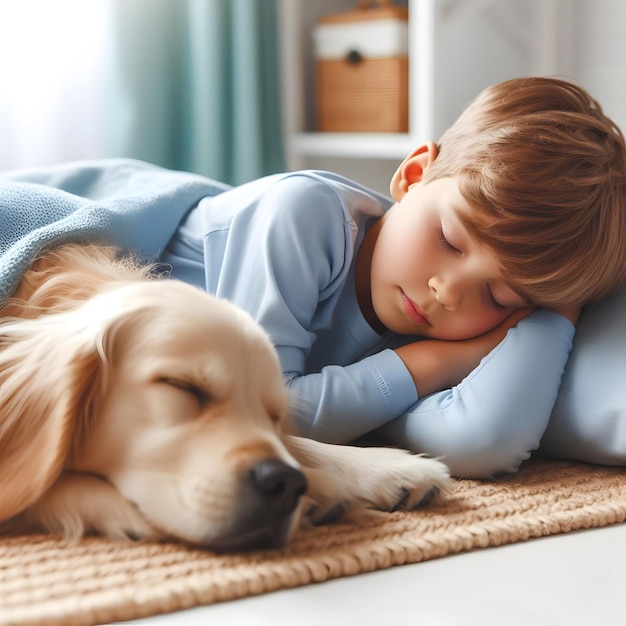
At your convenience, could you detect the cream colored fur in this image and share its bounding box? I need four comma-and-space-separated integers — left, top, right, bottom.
0, 244, 449, 550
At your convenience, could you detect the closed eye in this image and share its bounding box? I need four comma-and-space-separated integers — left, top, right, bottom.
486, 286, 506, 313
434, 225, 461, 255
157, 377, 213, 407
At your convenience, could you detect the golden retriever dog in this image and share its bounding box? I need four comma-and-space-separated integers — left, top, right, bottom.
0, 244, 449, 551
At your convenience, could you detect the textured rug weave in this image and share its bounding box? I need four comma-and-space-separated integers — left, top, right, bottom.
1, 459, 625, 626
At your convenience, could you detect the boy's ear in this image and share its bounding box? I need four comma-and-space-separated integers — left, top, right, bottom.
390, 142, 439, 200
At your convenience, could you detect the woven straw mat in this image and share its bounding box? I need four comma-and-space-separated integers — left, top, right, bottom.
1, 458, 625, 626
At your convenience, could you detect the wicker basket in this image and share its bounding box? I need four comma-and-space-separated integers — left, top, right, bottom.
313, 0, 409, 133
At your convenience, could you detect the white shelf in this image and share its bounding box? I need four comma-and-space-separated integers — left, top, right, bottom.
290, 132, 416, 160
279, 0, 566, 183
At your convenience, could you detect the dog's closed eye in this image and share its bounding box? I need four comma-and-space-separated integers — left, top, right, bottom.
156, 377, 214, 410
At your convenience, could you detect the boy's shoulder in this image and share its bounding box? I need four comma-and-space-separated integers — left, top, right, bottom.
260, 170, 393, 222
206, 170, 391, 236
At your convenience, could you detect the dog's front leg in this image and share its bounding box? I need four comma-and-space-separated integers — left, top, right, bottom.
19, 473, 160, 542
284, 436, 450, 524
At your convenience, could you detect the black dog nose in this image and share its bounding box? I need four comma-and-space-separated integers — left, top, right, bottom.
250, 459, 308, 516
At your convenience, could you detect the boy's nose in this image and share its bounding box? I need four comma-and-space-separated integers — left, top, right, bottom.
428, 276, 461, 311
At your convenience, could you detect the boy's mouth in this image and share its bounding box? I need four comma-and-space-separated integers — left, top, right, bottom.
401, 291, 430, 326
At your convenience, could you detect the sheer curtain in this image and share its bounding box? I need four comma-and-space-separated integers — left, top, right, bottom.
107, 0, 285, 184
0, 0, 285, 184
0, 0, 112, 171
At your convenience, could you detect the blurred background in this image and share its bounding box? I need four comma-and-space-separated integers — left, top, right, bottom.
0, 0, 624, 193
0, 0, 284, 185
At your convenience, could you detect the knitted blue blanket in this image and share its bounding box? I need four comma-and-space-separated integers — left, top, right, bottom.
0, 159, 229, 301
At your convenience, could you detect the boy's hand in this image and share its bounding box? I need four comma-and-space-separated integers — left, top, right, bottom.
395, 307, 534, 399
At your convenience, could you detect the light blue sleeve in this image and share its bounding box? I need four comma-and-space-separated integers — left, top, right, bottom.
378, 310, 575, 479
202, 175, 419, 440
288, 349, 417, 443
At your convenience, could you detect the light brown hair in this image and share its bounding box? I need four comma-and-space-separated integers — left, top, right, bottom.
423, 76, 626, 309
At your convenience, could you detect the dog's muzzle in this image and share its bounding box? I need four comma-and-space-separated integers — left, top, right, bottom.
211, 458, 308, 552
250, 459, 308, 517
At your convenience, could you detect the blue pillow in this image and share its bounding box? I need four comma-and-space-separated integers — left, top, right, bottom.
540, 279, 626, 464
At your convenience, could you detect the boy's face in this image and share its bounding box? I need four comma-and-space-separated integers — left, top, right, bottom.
368, 176, 527, 340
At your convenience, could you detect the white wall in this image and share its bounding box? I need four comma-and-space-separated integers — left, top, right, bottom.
569, 0, 626, 134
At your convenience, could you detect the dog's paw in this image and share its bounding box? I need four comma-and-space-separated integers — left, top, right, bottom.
286, 436, 450, 527
301, 447, 450, 524
354, 449, 450, 512
24, 473, 160, 542
302, 496, 348, 527
81, 489, 160, 542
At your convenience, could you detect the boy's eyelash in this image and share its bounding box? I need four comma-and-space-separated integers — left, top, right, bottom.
434, 226, 461, 255
487, 286, 506, 313
433, 225, 506, 313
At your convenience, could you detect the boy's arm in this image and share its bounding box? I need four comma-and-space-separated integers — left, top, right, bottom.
377, 310, 576, 479
284, 311, 530, 445
394, 308, 533, 399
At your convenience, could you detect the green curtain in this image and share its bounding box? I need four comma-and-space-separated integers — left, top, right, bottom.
107, 0, 284, 185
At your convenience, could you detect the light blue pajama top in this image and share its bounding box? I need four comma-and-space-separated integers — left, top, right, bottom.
161, 170, 575, 479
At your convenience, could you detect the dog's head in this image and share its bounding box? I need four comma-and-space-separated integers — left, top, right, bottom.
0, 279, 307, 550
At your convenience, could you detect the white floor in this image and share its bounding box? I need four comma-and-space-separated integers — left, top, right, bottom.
113, 522, 625, 626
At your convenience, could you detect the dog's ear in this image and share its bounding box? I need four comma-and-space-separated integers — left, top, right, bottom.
0, 311, 105, 522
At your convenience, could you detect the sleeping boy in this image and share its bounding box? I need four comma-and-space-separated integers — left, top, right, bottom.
1, 76, 625, 478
